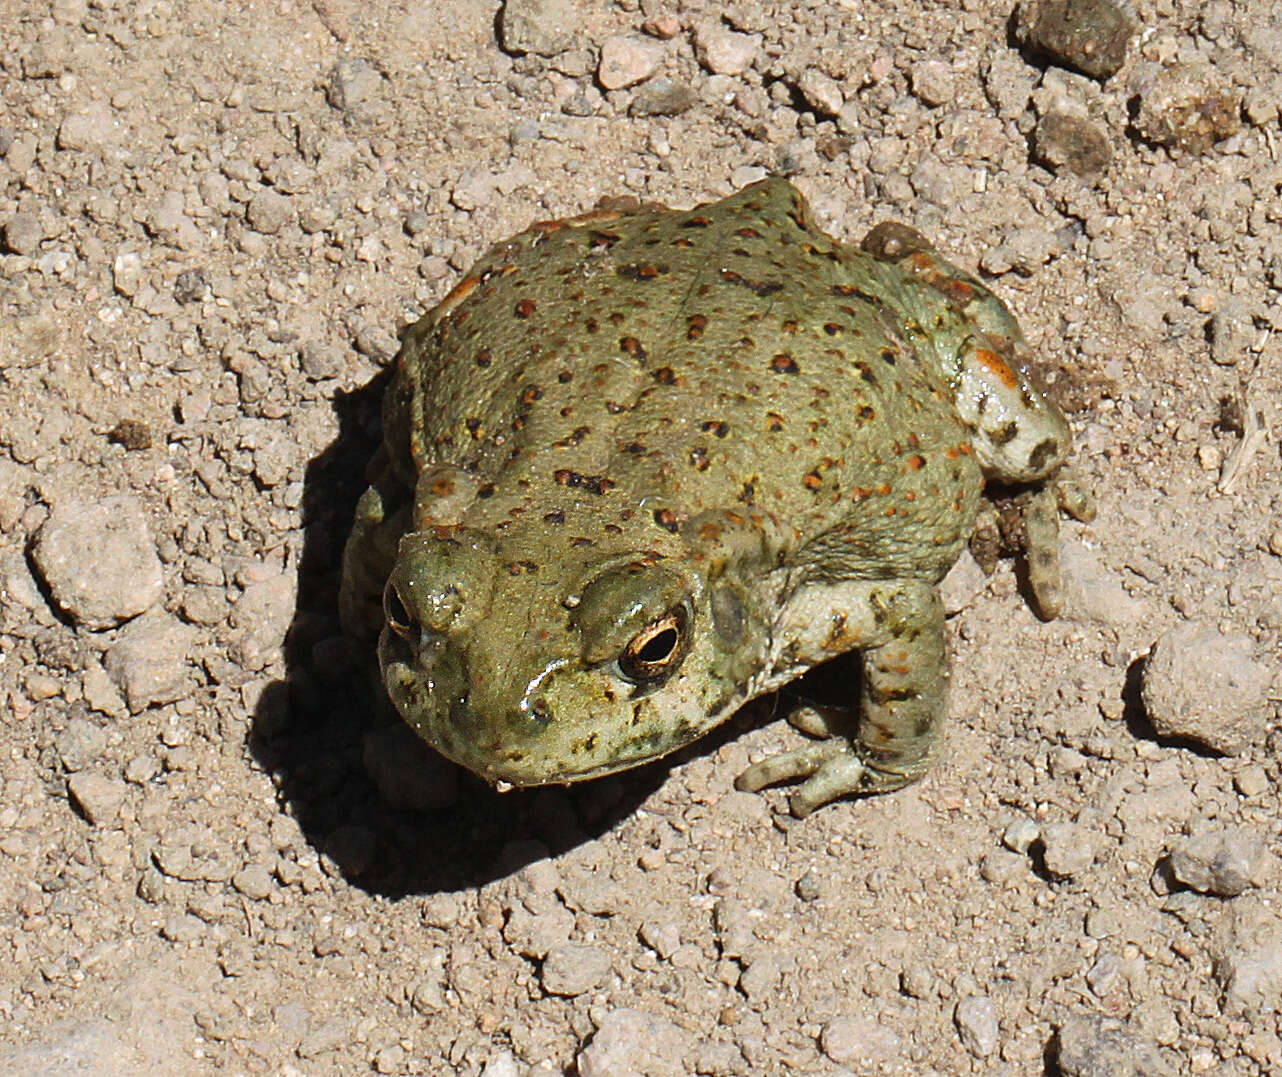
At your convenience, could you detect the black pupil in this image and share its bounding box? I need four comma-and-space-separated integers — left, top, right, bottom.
636, 626, 677, 664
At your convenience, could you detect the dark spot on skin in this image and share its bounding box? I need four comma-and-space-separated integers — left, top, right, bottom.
584, 317, 599, 333
505, 561, 538, 576
857, 404, 876, 420
557, 369, 573, 383
991, 422, 1019, 446
1028, 437, 1059, 473
766, 412, 785, 432
687, 314, 708, 340
475, 348, 492, 368
515, 298, 537, 318
552, 426, 591, 448
734, 226, 762, 238
477, 483, 496, 498
868, 684, 921, 705
906, 454, 926, 470
781, 320, 800, 334
544, 510, 565, 524
653, 508, 680, 533
855, 361, 876, 384
770, 353, 800, 375
701, 420, 729, 438
824, 323, 842, 336
652, 366, 676, 384
802, 471, 823, 490
553, 469, 615, 494
465, 417, 483, 438
520, 384, 543, 405
738, 482, 756, 505
880, 348, 897, 365
720, 269, 784, 297
711, 586, 745, 645
620, 336, 646, 361
690, 446, 710, 470
623, 441, 646, 455
589, 229, 621, 248
605, 400, 628, 414
682, 215, 713, 228
618, 263, 669, 281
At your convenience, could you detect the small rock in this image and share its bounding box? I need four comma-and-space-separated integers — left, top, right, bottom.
1086, 952, 1121, 996
638, 919, 681, 959
630, 78, 698, 117
499, 0, 578, 56
104, 610, 198, 713
576, 1008, 693, 1077
57, 101, 123, 152
111, 250, 144, 296
910, 60, 956, 106
954, 995, 999, 1057
1041, 821, 1099, 878
229, 572, 295, 669
1034, 111, 1113, 175
32, 495, 164, 629
247, 188, 293, 235
1208, 299, 1254, 366
1055, 1014, 1174, 1076
1141, 621, 1270, 754
1212, 900, 1282, 1016
83, 663, 127, 716
3, 212, 44, 255
796, 70, 843, 116
173, 268, 211, 305
67, 772, 127, 826
327, 58, 382, 110
820, 1014, 902, 1065
56, 717, 108, 772
1003, 817, 1041, 854
1134, 63, 1241, 154
107, 419, 152, 451
541, 943, 611, 996
478, 1051, 520, 1077
1017, 0, 1137, 81
1233, 765, 1270, 798
597, 35, 664, 91
695, 25, 758, 76
298, 340, 346, 380
1168, 828, 1272, 897
232, 864, 275, 901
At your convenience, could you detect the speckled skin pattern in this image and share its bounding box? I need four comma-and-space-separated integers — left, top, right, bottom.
340, 178, 1083, 816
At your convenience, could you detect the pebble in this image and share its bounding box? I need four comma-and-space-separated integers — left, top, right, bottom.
499, 0, 577, 57
67, 772, 127, 826
1003, 817, 1041, 854
82, 663, 127, 716
1212, 901, 1282, 1017
228, 572, 295, 670
103, 610, 198, 712
795, 70, 843, 116
1034, 111, 1113, 176
1040, 821, 1099, 879
1141, 621, 1271, 754
597, 35, 664, 91
1133, 63, 1241, 154
478, 1051, 520, 1077
57, 101, 123, 152
540, 943, 610, 996
695, 25, 758, 76
1017, 0, 1137, 81
3, 211, 44, 255
1233, 765, 1269, 798
1168, 827, 1272, 897
630, 78, 698, 117
32, 495, 164, 629
1208, 299, 1254, 366
820, 1014, 902, 1065
954, 995, 999, 1057
1056, 542, 1148, 625
576, 1008, 692, 1077
56, 717, 108, 772
327, 58, 381, 110
1054, 1014, 1174, 1076
910, 60, 956, 107
247, 188, 293, 235
638, 919, 680, 959
232, 864, 275, 901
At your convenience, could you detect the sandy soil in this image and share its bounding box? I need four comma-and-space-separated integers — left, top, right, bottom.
2, 1, 1281, 1074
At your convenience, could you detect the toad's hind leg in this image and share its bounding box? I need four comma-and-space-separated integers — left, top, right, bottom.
735, 581, 949, 817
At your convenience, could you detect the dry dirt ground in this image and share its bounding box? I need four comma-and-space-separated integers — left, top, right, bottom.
2, 1, 1282, 1074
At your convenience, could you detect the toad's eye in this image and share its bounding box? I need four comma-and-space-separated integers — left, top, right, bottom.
618, 604, 690, 684
384, 580, 417, 639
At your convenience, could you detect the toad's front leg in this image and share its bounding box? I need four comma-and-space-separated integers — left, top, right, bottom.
735, 580, 948, 817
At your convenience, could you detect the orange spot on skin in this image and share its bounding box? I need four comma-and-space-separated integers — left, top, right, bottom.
973, 347, 1019, 389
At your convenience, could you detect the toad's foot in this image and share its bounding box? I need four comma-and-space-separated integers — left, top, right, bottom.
735, 583, 947, 817
976, 467, 1095, 619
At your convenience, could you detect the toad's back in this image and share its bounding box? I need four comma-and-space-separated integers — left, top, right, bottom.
386, 178, 981, 584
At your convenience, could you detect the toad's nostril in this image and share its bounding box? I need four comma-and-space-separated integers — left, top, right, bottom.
384, 580, 416, 638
